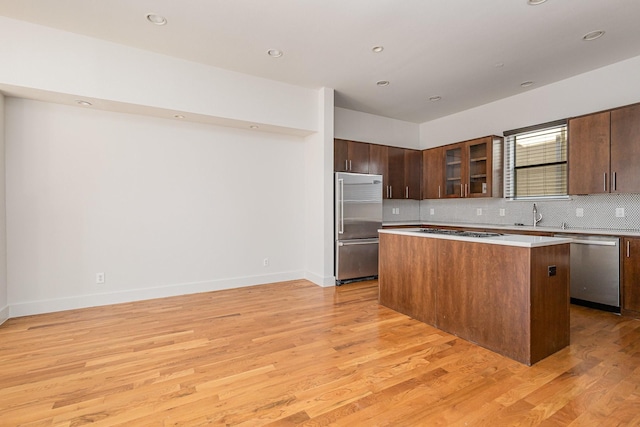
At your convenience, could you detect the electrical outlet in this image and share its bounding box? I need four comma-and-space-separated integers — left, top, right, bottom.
263, 258, 269, 267
576, 208, 584, 217
616, 207, 625, 218
430, 208, 435, 215
392, 208, 400, 215
96, 272, 105, 284
476, 208, 482, 216
499, 208, 506, 217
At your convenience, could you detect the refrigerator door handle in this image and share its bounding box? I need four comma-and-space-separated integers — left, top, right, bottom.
338, 239, 379, 246
338, 178, 344, 234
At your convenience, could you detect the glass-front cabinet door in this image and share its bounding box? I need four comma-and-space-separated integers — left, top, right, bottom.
445, 144, 463, 197
443, 137, 494, 198
468, 139, 489, 196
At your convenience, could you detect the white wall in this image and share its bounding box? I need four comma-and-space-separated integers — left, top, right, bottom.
335, 107, 420, 148
420, 54, 640, 148
6, 98, 308, 316
304, 88, 335, 286
0, 16, 318, 134
0, 94, 7, 324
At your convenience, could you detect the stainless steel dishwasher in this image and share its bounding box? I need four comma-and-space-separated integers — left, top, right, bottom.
554, 234, 620, 312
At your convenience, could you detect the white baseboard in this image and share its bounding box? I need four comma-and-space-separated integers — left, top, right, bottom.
0, 305, 9, 326
304, 271, 336, 287
8, 271, 305, 318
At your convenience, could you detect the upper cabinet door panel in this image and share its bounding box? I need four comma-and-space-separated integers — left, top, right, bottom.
423, 147, 444, 199
369, 144, 388, 198
387, 147, 405, 199
467, 137, 492, 198
444, 143, 465, 198
333, 139, 370, 173
334, 139, 349, 172
349, 141, 370, 174
568, 112, 611, 195
611, 104, 640, 194
404, 149, 422, 200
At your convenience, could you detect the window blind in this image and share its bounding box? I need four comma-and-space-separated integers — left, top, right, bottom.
504, 120, 568, 199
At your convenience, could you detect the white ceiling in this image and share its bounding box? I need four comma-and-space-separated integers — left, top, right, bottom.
2, 0, 640, 124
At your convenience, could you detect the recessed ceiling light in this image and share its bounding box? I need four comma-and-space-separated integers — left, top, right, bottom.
376, 80, 390, 87
583, 30, 605, 41
146, 13, 167, 26
527, 0, 547, 5
173, 114, 185, 119
372, 46, 384, 53
520, 81, 534, 88
76, 100, 92, 106
429, 96, 442, 102
494, 62, 505, 68
250, 125, 259, 129
267, 49, 283, 58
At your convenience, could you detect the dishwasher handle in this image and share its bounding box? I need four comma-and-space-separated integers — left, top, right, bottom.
571, 239, 618, 247
554, 234, 619, 247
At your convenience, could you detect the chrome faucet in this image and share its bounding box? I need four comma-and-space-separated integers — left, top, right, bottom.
533, 203, 543, 227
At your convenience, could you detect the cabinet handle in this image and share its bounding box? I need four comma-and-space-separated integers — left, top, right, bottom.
438, 185, 441, 199
386, 186, 390, 198
405, 186, 409, 199
390, 186, 392, 198
460, 185, 463, 197
628, 241, 631, 258
349, 160, 352, 171
613, 172, 617, 191
345, 160, 348, 171
465, 184, 468, 197
604, 172, 607, 192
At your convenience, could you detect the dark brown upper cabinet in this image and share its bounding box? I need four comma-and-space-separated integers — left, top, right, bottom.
568, 103, 640, 195
334, 139, 370, 173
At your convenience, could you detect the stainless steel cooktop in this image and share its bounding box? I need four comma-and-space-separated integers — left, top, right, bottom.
418, 228, 502, 238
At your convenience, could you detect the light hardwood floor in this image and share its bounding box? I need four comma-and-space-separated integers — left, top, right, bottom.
1, 279, 639, 426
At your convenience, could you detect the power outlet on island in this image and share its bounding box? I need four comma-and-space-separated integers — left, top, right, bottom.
476, 208, 482, 216
616, 207, 625, 218
576, 208, 584, 217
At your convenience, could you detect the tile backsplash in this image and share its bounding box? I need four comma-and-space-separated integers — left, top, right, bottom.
384, 194, 640, 231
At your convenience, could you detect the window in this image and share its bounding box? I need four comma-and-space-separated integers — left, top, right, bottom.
504, 120, 568, 199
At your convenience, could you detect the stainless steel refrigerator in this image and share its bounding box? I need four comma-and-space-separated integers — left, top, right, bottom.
335, 172, 383, 284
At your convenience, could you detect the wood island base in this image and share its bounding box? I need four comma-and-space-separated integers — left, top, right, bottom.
378, 231, 570, 366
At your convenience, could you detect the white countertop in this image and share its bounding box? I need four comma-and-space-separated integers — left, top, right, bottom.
379, 228, 573, 248
382, 221, 640, 237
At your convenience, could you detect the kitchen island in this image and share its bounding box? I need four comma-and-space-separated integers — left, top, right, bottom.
378, 228, 572, 365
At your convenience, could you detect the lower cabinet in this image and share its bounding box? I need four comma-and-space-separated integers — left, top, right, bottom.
623, 237, 640, 315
